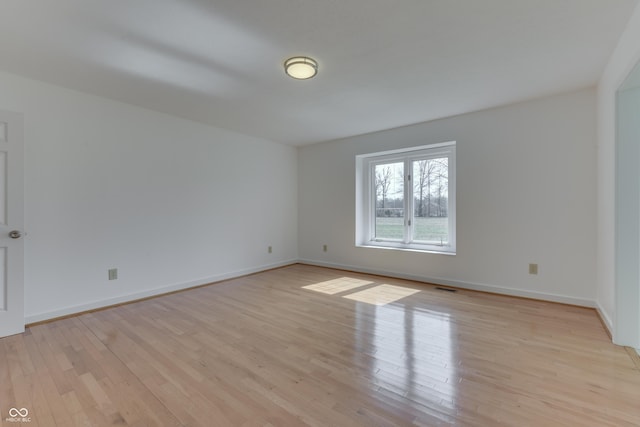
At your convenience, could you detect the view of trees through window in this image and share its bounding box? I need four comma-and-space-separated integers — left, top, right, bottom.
375, 158, 449, 244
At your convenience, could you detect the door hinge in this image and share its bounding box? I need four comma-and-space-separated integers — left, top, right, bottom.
408, 219, 412, 226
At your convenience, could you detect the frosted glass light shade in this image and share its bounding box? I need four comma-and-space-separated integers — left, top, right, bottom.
284, 57, 318, 79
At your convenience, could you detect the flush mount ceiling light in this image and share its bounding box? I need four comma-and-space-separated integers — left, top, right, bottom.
284, 56, 318, 80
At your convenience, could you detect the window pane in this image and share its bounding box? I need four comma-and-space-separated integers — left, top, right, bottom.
412, 158, 448, 244
374, 162, 404, 240
357, 142, 456, 253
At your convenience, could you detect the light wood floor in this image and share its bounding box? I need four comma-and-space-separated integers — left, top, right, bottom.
2, 264, 640, 426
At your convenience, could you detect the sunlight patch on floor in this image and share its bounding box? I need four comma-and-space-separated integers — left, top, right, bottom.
302, 277, 373, 295
343, 284, 420, 306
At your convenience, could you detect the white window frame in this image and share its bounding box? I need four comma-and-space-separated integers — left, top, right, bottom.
355, 141, 456, 254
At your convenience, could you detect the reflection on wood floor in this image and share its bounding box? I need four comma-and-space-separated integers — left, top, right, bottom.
2, 264, 640, 426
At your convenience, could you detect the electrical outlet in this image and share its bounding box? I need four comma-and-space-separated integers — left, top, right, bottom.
323, 244, 327, 252
108, 268, 118, 280
268, 246, 272, 254
529, 263, 538, 275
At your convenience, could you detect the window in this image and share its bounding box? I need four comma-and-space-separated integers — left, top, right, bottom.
356, 142, 456, 254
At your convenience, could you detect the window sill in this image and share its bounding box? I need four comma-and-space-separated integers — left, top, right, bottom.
356, 243, 456, 256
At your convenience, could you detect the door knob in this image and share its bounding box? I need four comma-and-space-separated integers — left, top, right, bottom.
9, 230, 21, 239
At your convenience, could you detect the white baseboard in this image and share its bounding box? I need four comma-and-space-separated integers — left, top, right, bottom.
25, 259, 297, 324
595, 301, 614, 337
26, 257, 598, 325
298, 258, 596, 308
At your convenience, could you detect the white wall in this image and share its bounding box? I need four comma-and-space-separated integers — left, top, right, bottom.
299, 89, 597, 306
615, 85, 640, 347
0, 70, 298, 323
597, 3, 640, 339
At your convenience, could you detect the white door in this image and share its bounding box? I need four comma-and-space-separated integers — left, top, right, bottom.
0, 109, 24, 338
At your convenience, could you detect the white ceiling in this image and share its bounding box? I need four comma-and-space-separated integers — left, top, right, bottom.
0, 1, 637, 146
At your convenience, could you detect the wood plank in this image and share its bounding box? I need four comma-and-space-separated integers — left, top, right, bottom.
2, 264, 640, 425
